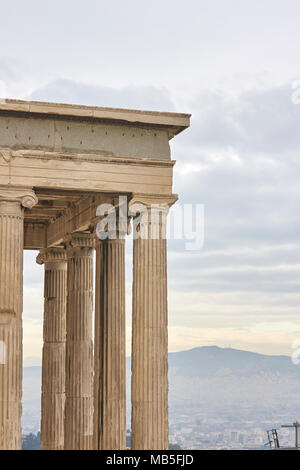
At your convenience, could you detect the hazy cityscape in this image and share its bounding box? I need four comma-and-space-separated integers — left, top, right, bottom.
22, 400, 299, 450
169, 406, 299, 449
22, 345, 300, 450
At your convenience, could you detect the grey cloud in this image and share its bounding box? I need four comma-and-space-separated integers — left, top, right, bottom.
170, 88, 300, 249
169, 244, 300, 270
169, 269, 300, 294
28, 79, 175, 112
165, 85, 300, 309
175, 85, 300, 157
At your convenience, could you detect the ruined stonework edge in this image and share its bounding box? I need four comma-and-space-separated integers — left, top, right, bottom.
0, 148, 176, 168
0, 99, 191, 136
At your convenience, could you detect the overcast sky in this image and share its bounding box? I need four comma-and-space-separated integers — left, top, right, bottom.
1, 0, 300, 362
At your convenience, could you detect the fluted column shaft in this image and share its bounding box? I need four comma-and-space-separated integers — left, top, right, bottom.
64, 234, 94, 450
0, 188, 37, 449
94, 230, 126, 449
37, 248, 67, 450
131, 203, 169, 450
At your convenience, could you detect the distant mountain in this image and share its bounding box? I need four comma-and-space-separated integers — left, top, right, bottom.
169, 346, 297, 377
167, 346, 300, 409
23, 346, 300, 432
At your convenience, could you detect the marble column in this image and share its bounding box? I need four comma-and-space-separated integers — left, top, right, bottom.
64, 233, 94, 450
131, 200, 170, 450
0, 187, 37, 449
94, 222, 126, 450
37, 248, 67, 450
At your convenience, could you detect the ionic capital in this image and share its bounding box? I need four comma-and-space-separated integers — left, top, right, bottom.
128, 194, 177, 238
129, 193, 178, 211
64, 233, 95, 255
0, 186, 38, 209
36, 247, 67, 265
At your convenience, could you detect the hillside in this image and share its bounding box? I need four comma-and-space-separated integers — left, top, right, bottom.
23, 346, 300, 433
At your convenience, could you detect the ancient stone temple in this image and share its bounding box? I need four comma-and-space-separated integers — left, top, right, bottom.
0, 99, 190, 450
